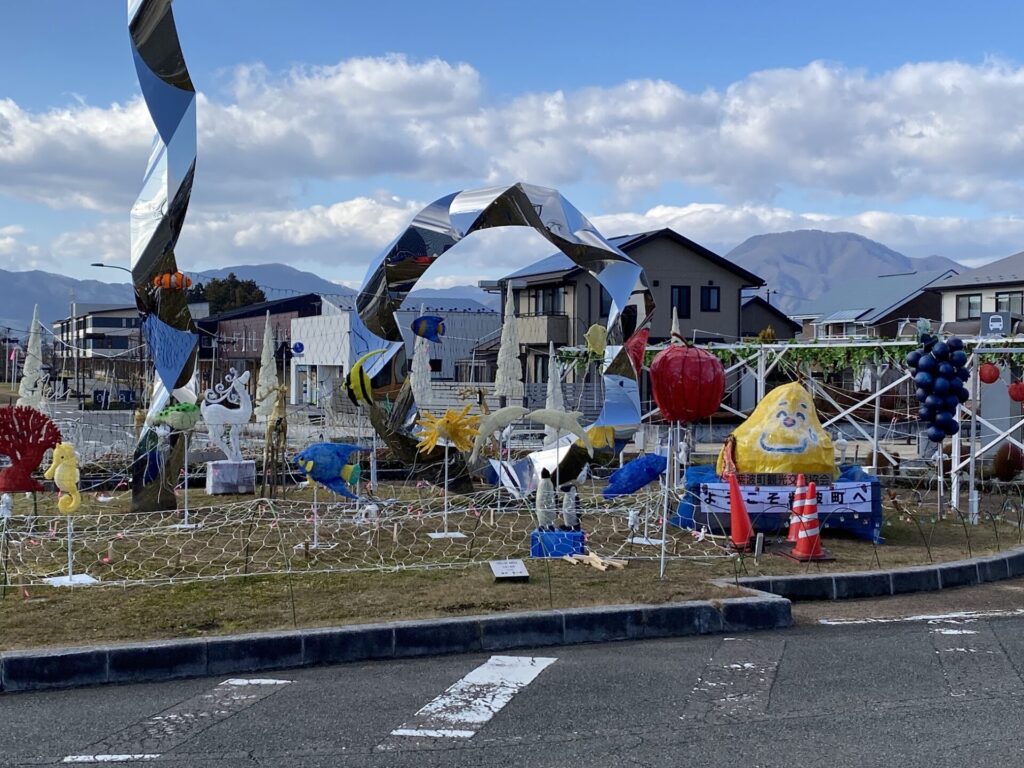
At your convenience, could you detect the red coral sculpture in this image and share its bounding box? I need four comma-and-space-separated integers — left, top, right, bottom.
0, 406, 62, 492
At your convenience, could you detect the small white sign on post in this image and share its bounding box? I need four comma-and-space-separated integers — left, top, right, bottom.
489, 559, 530, 583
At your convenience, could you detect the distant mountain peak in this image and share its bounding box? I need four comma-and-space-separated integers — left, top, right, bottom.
726, 230, 962, 314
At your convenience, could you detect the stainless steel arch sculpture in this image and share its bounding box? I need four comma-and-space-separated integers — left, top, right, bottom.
358, 182, 656, 427
128, 0, 200, 511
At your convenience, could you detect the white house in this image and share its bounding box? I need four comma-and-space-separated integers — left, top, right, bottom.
288, 296, 499, 405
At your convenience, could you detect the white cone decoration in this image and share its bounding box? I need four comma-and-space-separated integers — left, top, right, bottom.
411, 334, 433, 409
670, 311, 684, 345
543, 341, 564, 444
16, 304, 46, 411
253, 311, 278, 422
494, 284, 524, 401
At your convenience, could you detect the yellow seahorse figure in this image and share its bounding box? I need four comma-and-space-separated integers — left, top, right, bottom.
44, 443, 81, 514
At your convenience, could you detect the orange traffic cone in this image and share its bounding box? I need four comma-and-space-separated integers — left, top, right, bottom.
727, 472, 753, 551
783, 481, 834, 562
786, 474, 807, 543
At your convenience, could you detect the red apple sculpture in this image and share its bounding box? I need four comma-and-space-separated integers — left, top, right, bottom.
650, 343, 725, 423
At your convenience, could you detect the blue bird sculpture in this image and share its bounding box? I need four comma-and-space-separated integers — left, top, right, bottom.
293, 443, 363, 499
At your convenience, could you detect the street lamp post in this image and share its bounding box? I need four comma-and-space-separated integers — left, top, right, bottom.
89, 262, 133, 276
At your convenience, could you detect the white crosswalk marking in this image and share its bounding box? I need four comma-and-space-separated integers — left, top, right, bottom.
62, 677, 292, 763
389, 655, 557, 740
63, 756, 161, 764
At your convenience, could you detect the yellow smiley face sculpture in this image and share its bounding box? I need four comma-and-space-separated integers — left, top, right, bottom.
717, 382, 835, 476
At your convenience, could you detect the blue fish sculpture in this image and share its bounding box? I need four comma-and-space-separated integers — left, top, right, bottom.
602, 453, 667, 498
294, 443, 363, 500
411, 315, 445, 343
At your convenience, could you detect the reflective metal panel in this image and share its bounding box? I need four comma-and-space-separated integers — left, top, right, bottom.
357, 182, 655, 428
128, 0, 198, 511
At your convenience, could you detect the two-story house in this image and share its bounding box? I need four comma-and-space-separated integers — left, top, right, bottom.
479, 228, 765, 383
931, 250, 1024, 334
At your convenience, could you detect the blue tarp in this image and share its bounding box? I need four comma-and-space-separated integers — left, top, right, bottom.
673, 464, 883, 543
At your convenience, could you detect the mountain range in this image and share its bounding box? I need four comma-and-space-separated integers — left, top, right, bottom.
0, 230, 965, 337
725, 230, 963, 313
0, 263, 499, 340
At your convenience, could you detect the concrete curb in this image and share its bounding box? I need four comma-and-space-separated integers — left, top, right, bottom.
0, 595, 791, 693
715, 545, 1024, 601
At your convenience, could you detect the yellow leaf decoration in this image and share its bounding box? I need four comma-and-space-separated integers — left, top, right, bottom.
416, 404, 481, 454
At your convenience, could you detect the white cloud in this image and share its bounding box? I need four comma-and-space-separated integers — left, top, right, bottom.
6, 56, 1024, 216
36, 194, 1024, 287
0, 224, 46, 269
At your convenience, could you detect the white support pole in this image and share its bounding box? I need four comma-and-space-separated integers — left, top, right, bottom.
951, 403, 963, 506
444, 442, 450, 534
182, 431, 190, 527
936, 446, 944, 520
312, 483, 320, 549
66, 515, 74, 583
659, 424, 673, 580
871, 360, 881, 475
967, 359, 981, 525
755, 347, 766, 405
370, 431, 378, 490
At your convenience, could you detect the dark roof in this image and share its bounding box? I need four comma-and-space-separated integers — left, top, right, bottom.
796, 270, 955, 324
503, 228, 765, 286
323, 295, 495, 313
932, 250, 1024, 289
741, 295, 801, 332
199, 293, 321, 324
397, 297, 495, 313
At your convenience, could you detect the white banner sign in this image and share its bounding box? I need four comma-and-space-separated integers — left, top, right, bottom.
698, 481, 874, 519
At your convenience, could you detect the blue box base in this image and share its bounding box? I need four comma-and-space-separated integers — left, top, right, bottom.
530, 529, 586, 558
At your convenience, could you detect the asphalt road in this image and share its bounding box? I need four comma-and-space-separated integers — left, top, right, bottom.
5, 585, 1024, 767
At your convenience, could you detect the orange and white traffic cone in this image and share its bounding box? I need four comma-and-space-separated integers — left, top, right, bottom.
727, 472, 753, 551
783, 481, 833, 562
786, 474, 807, 543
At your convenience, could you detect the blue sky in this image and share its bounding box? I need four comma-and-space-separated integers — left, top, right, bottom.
3, 1, 1024, 285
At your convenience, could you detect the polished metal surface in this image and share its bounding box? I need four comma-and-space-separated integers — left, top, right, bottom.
128, 0, 199, 510
357, 182, 655, 427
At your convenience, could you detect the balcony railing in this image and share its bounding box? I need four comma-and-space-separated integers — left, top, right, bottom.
518, 313, 569, 345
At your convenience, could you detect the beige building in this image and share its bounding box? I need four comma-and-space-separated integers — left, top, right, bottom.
931, 250, 1024, 334
480, 228, 764, 383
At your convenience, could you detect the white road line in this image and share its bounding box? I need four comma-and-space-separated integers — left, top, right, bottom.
63, 756, 160, 764
389, 728, 477, 738
389, 655, 557, 739
818, 608, 1024, 626
221, 678, 292, 686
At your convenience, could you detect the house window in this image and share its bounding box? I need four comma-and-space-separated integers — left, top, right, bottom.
670, 286, 691, 319
532, 286, 563, 315
700, 285, 721, 312
599, 287, 612, 318
996, 291, 1023, 315
956, 294, 982, 321
429, 358, 442, 374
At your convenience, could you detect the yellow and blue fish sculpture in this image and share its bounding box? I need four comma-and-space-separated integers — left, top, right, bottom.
716, 382, 835, 476
411, 315, 445, 343
294, 443, 362, 499
344, 348, 387, 406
